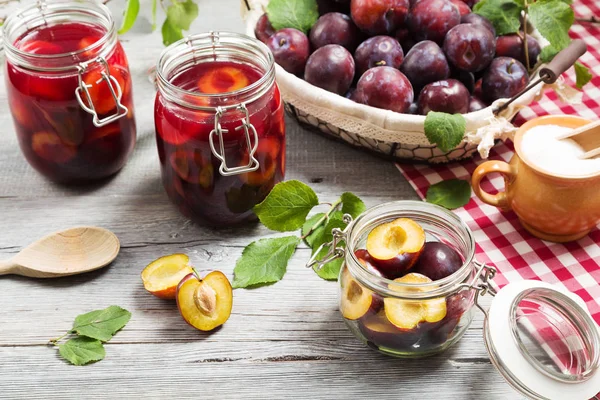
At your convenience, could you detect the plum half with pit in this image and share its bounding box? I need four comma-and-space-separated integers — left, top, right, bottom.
309, 12, 362, 51
266, 28, 310, 76
408, 0, 461, 44
495, 33, 541, 69
460, 13, 495, 36
365, 217, 425, 278
412, 242, 463, 280
443, 24, 496, 72
350, 0, 410, 35
254, 14, 275, 43
417, 79, 470, 115
400, 40, 450, 93
354, 35, 404, 77
305, 44, 355, 95
357, 66, 414, 113
481, 56, 528, 103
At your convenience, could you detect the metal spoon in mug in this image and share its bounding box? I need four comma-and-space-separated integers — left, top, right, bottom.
0, 227, 120, 278
555, 120, 600, 160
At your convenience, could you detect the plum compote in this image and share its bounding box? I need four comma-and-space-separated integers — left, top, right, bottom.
4, 14, 136, 183
155, 34, 285, 226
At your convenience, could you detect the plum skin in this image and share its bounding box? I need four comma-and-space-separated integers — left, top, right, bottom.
266, 28, 310, 76
408, 0, 461, 44
304, 44, 355, 95
481, 56, 529, 103
443, 24, 496, 73
400, 40, 450, 94
495, 33, 541, 69
468, 96, 487, 112
357, 66, 414, 113
309, 12, 362, 51
412, 242, 463, 280
350, 0, 410, 35
417, 79, 470, 115
354, 35, 404, 77
460, 13, 496, 36
254, 14, 275, 43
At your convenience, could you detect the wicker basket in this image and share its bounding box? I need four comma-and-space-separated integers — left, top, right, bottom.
242, 0, 544, 164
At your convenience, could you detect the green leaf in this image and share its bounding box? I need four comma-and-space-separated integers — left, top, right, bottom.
117, 0, 140, 34
151, 0, 157, 31
340, 192, 366, 219
310, 211, 346, 254
72, 306, 132, 342
254, 180, 319, 232
266, 0, 319, 33
161, 18, 183, 46
473, 0, 523, 35
313, 245, 343, 280
166, 0, 199, 31
574, 61, 593, 89
528, 0, 574, 50
426, 179, 472, 210
302, 213, 326, 248
424, 112, 466, 153
58, 337, 105, 366
232, 236, 301, 288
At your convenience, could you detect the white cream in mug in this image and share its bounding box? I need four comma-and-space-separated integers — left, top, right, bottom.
520, 124, 600, 177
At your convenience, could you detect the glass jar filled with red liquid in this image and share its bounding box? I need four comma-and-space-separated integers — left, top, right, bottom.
155, 32, 285, 226
2, 0, 136, 183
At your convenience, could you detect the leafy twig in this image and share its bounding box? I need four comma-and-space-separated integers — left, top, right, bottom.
576, 16, 600, 25
301, 200, 342, 240
522, 0, 531, 71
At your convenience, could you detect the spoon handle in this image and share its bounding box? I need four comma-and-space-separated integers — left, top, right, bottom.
0, 259, 18, 276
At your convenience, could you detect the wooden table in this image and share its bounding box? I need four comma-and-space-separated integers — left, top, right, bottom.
0, 1, 517, 398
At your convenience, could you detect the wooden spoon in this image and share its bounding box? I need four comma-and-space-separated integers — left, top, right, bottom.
0, 227, 120, 278
556, 120, 600, 160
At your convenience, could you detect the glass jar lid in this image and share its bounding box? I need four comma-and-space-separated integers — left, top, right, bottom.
485, 280, 600, 399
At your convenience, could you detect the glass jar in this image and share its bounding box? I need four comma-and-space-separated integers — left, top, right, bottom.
154, 32, 285, 226
2, 0, 136, 183
310, 201, 600, 399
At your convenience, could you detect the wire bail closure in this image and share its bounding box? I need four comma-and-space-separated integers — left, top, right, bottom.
458, 261, 497, 318
306, 214, 353, 270
75, 56, 128, 127
209, 104, 260, 176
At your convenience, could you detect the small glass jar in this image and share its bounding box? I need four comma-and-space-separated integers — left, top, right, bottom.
2, 0, 136, 183
310, 201, 600, 399
154, 32, 285, 226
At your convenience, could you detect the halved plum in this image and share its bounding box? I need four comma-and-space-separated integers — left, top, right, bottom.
177, 270, 233, 331
340, 266, 376, 320
240, 137, 281, 186
83, 65, 128, 115
384, 273, 447, 330
141, 253, 194, 299
359, 311, 420, 349
354, 248, 384, 278
31, 131, 77, 163
366, 218, 425, 279
169, 149, 214, 189
424, 289, 472, 345
197, 66, 250, 94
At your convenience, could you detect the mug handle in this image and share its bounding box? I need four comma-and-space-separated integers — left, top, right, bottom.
471, 161, 516, 210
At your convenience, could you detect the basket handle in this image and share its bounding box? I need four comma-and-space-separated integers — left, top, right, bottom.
539, 39, 587, 84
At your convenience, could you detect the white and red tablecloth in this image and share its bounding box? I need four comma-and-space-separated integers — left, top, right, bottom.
397, 0, 600, 326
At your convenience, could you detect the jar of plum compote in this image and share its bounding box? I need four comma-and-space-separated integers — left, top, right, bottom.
155, 32, 285, 226
309, 201, 600, 399
2, 0, 136, 183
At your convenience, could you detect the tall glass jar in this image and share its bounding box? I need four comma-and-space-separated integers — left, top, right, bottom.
3, 0, 136, 183
155, 32, 285, 226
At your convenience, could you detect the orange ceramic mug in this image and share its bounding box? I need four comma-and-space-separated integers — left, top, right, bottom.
471, 115, 600, 243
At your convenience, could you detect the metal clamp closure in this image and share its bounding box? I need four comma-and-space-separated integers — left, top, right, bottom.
75, 57, 128, 127
209, 104, 260, 176
458, 261, 497, 319
306, 214, 353, 270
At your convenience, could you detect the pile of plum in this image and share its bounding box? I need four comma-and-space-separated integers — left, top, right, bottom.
256, 0, 539, 115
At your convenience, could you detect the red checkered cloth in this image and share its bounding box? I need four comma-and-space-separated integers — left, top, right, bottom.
396, 0, 600, 383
